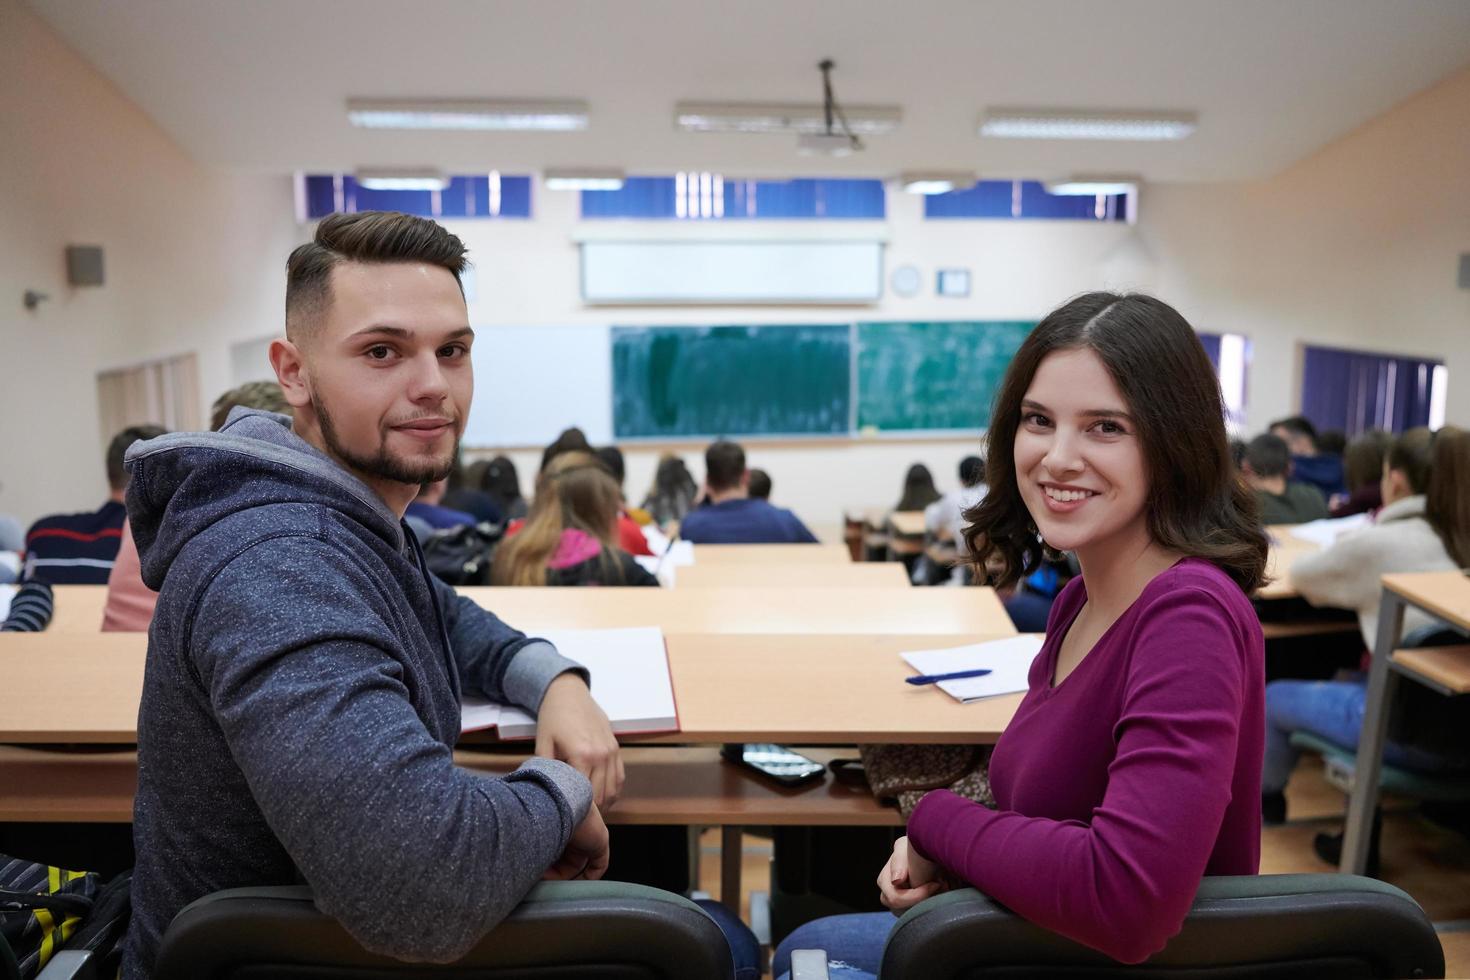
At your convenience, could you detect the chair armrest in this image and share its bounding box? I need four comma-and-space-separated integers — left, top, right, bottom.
34, 950, 95, 980
789, 948, 831, 980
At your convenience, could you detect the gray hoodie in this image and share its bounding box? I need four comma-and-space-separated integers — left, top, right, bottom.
120, 410, 593, 978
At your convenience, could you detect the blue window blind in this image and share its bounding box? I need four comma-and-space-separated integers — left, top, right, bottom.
1301, 345, 1442, 435
301, 174, 532, 219
581, 175, 885, 219
925, 180, 1127, 221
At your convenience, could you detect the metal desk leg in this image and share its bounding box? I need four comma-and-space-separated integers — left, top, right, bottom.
721, 825, 743, 909
1341, 589, 1405, 874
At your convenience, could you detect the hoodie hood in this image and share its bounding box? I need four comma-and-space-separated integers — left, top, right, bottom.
124, 408, 405, 590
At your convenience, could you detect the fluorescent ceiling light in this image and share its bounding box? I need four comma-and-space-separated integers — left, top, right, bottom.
675, 102, 901, 136
347, 98, 589, 131
899, 172, 976, 195
544, 168, 626, 191
980, 108, 1196, 141
1044, 175, 1140, 195
355, 168, 449, 191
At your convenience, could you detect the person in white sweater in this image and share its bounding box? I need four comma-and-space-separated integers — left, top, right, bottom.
1289, 427, 1454, 648
1263, 426, 1470, 833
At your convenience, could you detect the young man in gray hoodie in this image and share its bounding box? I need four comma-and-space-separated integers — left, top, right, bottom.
120, 211, 622, 978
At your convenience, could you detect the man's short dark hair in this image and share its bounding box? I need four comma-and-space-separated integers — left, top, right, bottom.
285, 211, 468, 344
108, 424, 168, 489
1269, 415, 1318, 450
959, 455, 985, 487
705, 440, 746, 493
1245, 434, 1291, 478
746, 468, 772, 500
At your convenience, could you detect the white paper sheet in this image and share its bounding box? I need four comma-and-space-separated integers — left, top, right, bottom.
900, 634, 1045, 703
1288, 513, 1371, 548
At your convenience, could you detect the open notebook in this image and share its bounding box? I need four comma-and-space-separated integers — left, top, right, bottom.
460, 626, 678, 738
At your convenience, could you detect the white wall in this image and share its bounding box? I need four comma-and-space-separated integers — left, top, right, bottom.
0, 0, 298, 526
5, 0, 1466, 532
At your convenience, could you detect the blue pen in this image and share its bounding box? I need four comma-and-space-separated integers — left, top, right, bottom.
905, 668, 993, 686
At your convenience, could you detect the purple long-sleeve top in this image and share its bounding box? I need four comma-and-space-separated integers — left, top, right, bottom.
908, 558, 1264, 964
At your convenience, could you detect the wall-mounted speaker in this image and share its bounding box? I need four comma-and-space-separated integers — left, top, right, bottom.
66, 245, 104, 287
1459, 252, 1470, 290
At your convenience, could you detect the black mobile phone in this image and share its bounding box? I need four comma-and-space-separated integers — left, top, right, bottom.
721, 742, 826, 787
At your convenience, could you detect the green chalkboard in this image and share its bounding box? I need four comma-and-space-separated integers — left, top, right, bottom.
613, 325, 851, 438
856, 321, 1035, 432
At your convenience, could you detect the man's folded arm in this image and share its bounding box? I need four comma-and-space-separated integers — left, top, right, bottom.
194, 536, 593, 962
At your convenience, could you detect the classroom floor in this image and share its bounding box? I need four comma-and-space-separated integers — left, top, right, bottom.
698, 757, 1470, 978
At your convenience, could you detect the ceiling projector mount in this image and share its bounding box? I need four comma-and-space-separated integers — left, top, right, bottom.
798, 59, 863, 157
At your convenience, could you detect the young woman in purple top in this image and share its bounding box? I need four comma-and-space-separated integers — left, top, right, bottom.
774, 293, 1269, 978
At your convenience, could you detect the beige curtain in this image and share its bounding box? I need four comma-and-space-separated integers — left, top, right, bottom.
96, 352, 202, 443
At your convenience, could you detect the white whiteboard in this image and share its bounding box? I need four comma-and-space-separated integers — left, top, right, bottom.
465, 324, 612, 447
581, 240, 884, 304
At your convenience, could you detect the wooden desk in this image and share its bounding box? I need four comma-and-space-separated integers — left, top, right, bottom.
0, 744, 898, 828
0, 632, 1019, 745
461, 586, 1013, 635
692, 544, 851, 564
1342, 570, 1470, 874
888, 511, 925, 537
47, 585, 108, 632
675, 563, 911, 589
1258, 525, 1322, 600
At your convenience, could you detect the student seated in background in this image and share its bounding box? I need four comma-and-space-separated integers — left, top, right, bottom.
746, 467, 772, 500
120, 212, 628, 978
1263, 427, 1470, 834
894, 462, 942, 513
532, 432, 651, 557
23, 423, 165, 585
442, 457, 505, 524
481, 454, 528, 521
1270, 414, 1345, 500
492, 451, 659, 587
598, 445, 654, 525
1330, 428, 1390, 517
1241, 433, 1329, 524
775, 292, 1267, 977
925, 455, 987, 546
103, 380, 294, 632
641, 453, 699, 528
405, 477, 479, 540
680, 440, 818, 544
593, 444, 655, 554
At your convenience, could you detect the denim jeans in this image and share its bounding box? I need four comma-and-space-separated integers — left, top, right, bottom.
1263, 674, 1462, 793
771, 912, 894, 980
693, 899, 762, 980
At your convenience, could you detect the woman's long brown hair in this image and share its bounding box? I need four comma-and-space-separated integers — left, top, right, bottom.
962, 291, 1268, 594
491, 451, 625, 586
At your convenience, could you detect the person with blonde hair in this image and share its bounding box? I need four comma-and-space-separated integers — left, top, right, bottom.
493, 451, 658, 587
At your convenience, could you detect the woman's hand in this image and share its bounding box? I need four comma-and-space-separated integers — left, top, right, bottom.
877, 835, 948, 912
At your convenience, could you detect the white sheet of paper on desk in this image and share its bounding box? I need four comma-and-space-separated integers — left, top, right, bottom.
900, 634, 1044, 703
488, 627, 678, 738
1288, 513, 1371, 548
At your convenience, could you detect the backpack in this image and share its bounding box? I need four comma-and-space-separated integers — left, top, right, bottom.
419, 523, 504, 585
0, 855, 131, 980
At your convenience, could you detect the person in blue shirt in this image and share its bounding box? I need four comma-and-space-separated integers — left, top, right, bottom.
678, 440, 818, 544
1270, 415, 1345, 500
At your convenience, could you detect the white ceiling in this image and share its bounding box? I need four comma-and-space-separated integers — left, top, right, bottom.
25, 0, 1470, 184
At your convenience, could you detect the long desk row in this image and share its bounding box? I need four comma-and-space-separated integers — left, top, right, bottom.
46, 584, 1013, 636
0, 631, 1023, 745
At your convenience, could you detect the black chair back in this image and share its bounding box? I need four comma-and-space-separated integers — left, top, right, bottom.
879, 875, 1443, 979
153, 881, 734, 980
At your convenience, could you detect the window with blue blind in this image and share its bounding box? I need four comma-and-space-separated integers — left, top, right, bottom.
924, 180, 1128, 221
1197, 332, 1251, 430
580, 175, 885, 220
300, 174, 532, 219
1301, 345, 1445, 435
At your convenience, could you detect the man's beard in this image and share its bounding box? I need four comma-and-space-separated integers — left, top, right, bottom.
315, 391, 457, 487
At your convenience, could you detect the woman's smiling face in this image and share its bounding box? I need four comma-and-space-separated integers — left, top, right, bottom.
1013, 346, 1153, 561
